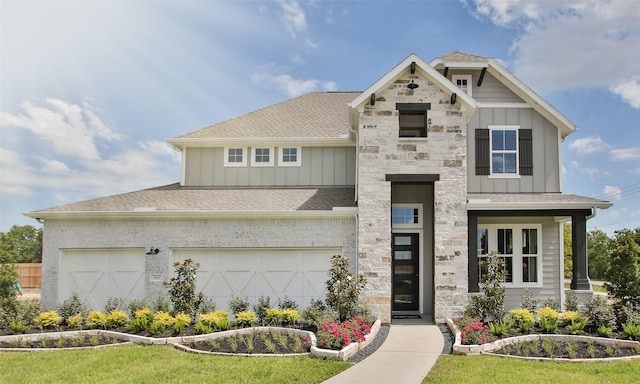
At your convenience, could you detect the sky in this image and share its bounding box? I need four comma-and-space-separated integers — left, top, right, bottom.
1, 0, 639, 236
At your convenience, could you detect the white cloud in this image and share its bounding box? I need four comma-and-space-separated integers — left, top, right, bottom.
611, 77, 640, 109
251, 72, 336, 97
278, 0, 307, 37
611, 147, 640, 161
568, 136, 608, 154
602, 185, 623, 201
465, 1, 640, 108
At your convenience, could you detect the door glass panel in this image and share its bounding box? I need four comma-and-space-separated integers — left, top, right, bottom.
395, 265, 414, 274
394, 236, 412, 246
394, 251, 412, 260
394, 294, 413, 304
394, 279, 412, 290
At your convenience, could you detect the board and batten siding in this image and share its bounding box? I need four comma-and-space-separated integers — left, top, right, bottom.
446, 70, 523, 103
184, 146, 356, 187
467, 108, 561, 193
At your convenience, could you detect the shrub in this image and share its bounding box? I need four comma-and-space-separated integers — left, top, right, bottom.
134, 307, 154, 323
126, 299, 147, 318
566, 317, 588, 335
301, 299, 331, 327
172, 312, 191, 334
622, 322, 640, 341
564, 291, 579, 312
316, 316, 371, 350
598, 325, 614, 337
560, 311, 581, 323
67, 313, 83, 329
228, 295, 249, 315
56, 293, 87, 325
106, 309, 129, 328
235, 311, 257, 326
85, 310, 108, 329
265, 307, 283, 324
253, 296, 271, 323
542, 298, 561, 312
509, 309, 534, 332
199, 310, 230, 330
126, 316, 149, 333
281, 309, 300, 325
325, 254, 366, 322
35, 310, 62, 329
194, 321, 212, 334
615, 303, 640, 326
199, 298, 216, 314
152, 296, 170, 313
471, 252, 507, 322
103, 297, 127, 313
463, 294, 484, 319
488, 319, 514, 337
460, 320, 495, 345
165, 259, 204, 317
583, 295, 617, 331
1, 298, 40, 327
605, 229, 640, 307
538, 307, 559, 333
9, 320, 28, 333
277, 295, 299, 310
152, 311, 175, 327
520, 289, 538, 312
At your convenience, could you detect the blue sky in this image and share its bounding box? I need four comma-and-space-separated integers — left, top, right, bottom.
1, 0, 639, 235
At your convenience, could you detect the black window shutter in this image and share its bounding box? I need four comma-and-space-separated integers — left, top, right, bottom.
475, 128, 490, 175
519, 129, 533, 175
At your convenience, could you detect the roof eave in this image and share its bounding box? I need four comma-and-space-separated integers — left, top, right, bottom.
467, 201, 613, 211
168, 136, 355, 149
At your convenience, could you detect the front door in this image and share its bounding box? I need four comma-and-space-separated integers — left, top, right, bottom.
392, 233, 420, 311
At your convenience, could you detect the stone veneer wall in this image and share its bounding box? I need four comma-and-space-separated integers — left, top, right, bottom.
357, 73, 469, 323
39, 217, 356, 310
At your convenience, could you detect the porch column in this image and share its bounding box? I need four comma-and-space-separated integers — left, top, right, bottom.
468, 212, 479, 292
570, 213, 591, 290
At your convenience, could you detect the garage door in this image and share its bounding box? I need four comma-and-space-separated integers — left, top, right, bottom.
173, 249, 336, 311
60, 249, 145, 310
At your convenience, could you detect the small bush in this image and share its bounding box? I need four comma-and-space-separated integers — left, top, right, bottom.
235, 311, 256, 326
199, 298, 216, 314
126, 316, 149, 333
172, 312, 191, 334
134, 307, 154, 322
560, 311, 581, 323
622, 322, 640, 341
126, 299, 147, 318
228, 295, 249, 315
598, 325, 614, 337
509, 309, 535, 332
583, 295, 617, 331
281, 309, 300, 325
199, 310, 230, 330
56, 293, 87, 325
85, 310, 108, 329
538, 307, 559, 333
194, 321, 212, 334
265, 308, 283, 324
488, 319, 514, 337
542, 298, 561, 312
459, 320, 495, 345
520, 289, 538, 312
35, 310, 62, 329
316, 316, 371, 350
152, 311, 175, 327
103, 297, 127, 313
566, 317, 588, 335
106, 309, 129, 328
9, 320, 28, 333
151, 296, 170, 313
301, 299, 330, 327
253, 296, 271, 324
564, 291, 579, 312
67, 313, 84, 329
277, 295, 299, 310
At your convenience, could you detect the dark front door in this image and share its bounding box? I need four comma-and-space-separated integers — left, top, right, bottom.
392, 233, 420, 311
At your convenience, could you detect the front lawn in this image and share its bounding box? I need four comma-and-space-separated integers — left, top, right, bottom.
0, 344, 350, 384
423, 355, 640, 384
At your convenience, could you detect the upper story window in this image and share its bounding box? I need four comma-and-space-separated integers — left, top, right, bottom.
280, 147, 301, 167
396, 103, 430, 138
490, 126, 519, 175
452, 75, 472, 96
224, 147, 247, 167
252, 147, 274, 167
475, 127, 533, 177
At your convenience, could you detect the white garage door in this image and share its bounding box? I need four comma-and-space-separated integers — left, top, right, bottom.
173, 249, 337, 311
60, 249, 145, 310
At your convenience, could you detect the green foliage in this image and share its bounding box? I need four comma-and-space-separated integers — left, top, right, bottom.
563, 223, 572, 279
199, 310, 230, 330
103, 297, 127, 313
151, 296, 170, 313
301, 298, 332, 327
566, 317, 588, 335
277, 295, 298, 310
538, 306, 559, 333
509, 308, 535, 332
164, 259, 204, 317
0, 225, 43, 263
228, 295, 249, 315
564, 291, 579, 312
105, 309, 129, 328
519, 289, 538, 312
583, 295, 617, 331
325, 254, 366, 322
126, 299, 147, 318
253, 296, 271, 324
474, 251, 507, 322
235, 311, 256, 326
542, 297, 560, 312
588, 229, 612, 280
605, 228, 640, 307
597, 325, 614, 337
172, 313, 191, 334
9, 320, 28, 333
488, 319, 514, 337
194, 321, 212, 334
85, 310, 108, 329
126, 316, 149, 333
35, 310, 62, 329
622, 322, 640, 341
67, 313, 84, 329
56, 292, 88, 325
198, 297, 216, 314
0, 263, 20, 302
152, 311, 175, 327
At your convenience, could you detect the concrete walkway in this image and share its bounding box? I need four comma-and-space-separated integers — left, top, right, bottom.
321, 319, 443, 384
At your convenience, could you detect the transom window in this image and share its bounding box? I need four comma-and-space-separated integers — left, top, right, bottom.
252, 147, 274, 167
477, 224, 542, 286
490, 126, 519, 175
452, 75, 472, 96
392, 204, 422, 229
224, 147, 247, 167
280, 147, 301, 166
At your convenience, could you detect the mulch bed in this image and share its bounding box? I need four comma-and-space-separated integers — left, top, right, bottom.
0, 334, 127, 349
493, 338, 640, 359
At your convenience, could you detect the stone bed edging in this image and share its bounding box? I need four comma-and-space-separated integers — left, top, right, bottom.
0, 320, 381, 360
446, 318, 640, 362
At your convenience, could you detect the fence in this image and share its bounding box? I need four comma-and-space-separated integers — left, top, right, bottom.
11, 263, 42, 288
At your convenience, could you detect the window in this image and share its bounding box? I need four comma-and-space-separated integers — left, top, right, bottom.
452, 75, 472, 96
396, 103, 430, 138
279, 147, 301, 166
477, 224, 542, 286
224, 147, 247, 167
391, 204, 422, 229
475, 127, 533, 176
252, 147, 274, 167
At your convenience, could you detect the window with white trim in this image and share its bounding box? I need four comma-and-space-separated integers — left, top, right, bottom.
489, 125, 519, 176
279, 147, 301, 166
391, 204, 422, 228
252, 147, 274, 167
477, 224, 542, 286
223, 147, 247, 167
452, 75, 472, 96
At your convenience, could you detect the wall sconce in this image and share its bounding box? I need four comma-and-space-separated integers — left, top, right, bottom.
450, 92, 457, 105
146, 247, 160, 255
370, 93, 376, 105
407, 80, 419, 89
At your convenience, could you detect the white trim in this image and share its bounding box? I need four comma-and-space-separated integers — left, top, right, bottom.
452, 74, 473, 96
251, 147, 274, 167
488, 125, 519, 176
180, 148, 187, 186
391, 204, 423, 229
478, 223, 543, 288
169, 137, 353, 148
223, 147, 247, 167
279, 146, 302, 167
477, 103, 531, 109
467, 200, 612, 211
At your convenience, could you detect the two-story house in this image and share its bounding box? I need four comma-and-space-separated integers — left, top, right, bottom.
27, 52, 611, 323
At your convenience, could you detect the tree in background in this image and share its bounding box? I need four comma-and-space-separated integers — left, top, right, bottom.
0, 225, 43, 263
563, 223, 572, 279
605, 229, 640, 307
587, 229, 612, 280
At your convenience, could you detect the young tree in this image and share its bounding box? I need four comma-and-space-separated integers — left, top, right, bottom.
165, 259, 204, 318
325, 254, 366, 322
563, 223, 573, 279
0, 225, 43, 263
587, 229, 612, 280
605, 229, 640, 307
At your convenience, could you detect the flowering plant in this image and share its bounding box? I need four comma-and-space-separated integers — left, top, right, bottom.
459, 319, 495, 345
316, 315, 371, 350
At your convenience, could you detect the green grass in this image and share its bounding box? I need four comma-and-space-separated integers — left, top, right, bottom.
423, 355, 640, 384
564, 283, 608, 293
0, 344, 350, 384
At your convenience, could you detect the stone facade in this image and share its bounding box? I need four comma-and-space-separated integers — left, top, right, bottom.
356, 72, 470, 323
40, 217, 356, 310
